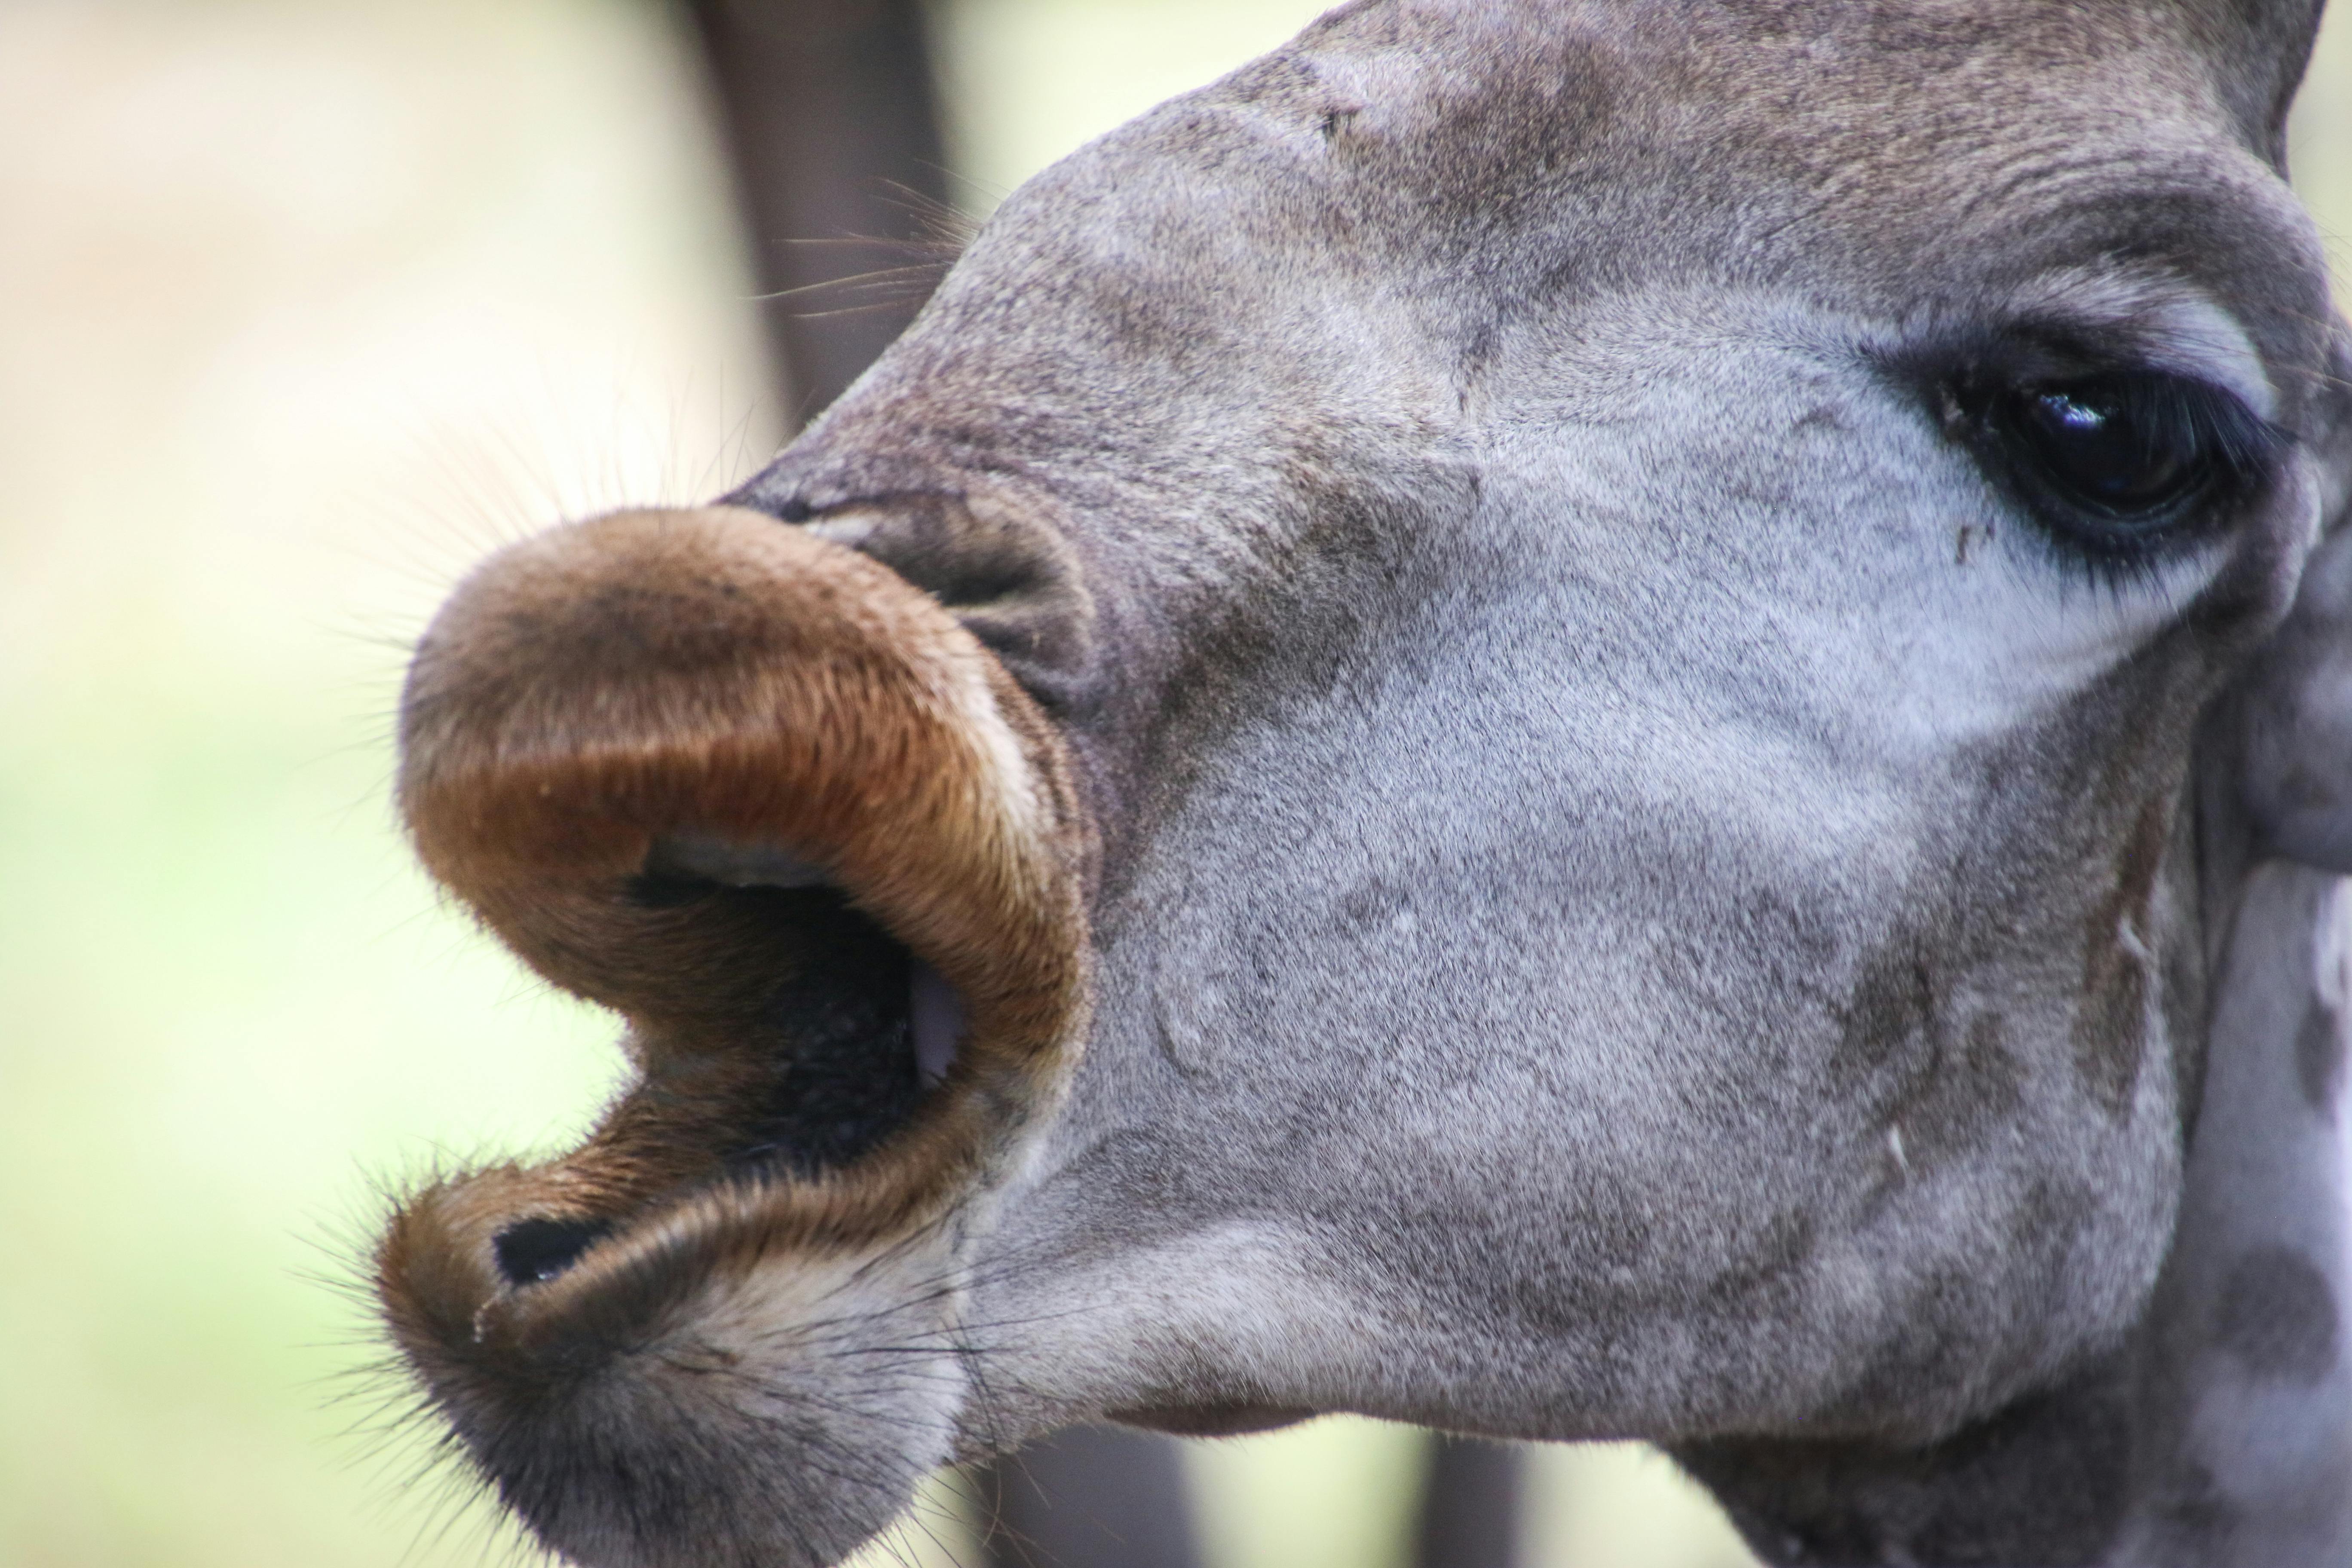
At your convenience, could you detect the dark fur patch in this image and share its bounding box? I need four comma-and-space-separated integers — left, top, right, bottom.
2215, 1244, 2340, 1382
1703, 1208, 1820, 1307
1835, 931, 1940, 1079
2149, 1461, 2242, 1554
1893, 1009, 2029, 1174
2071, 797, 2169, 1115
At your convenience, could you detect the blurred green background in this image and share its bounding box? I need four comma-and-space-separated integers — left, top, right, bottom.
2, 3, 2346, 1565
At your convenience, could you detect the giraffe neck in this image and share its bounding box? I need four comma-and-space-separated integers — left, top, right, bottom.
2113, 863, 2352, 1565
1677, 864, 2352, 1566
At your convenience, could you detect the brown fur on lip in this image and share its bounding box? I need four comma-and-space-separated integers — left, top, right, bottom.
377, 505, 1091, 1474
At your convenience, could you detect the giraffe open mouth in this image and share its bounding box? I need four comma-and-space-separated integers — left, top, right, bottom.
641, 833, 965, 1082
477, 850, 966, 1289
625, 833, 965, 1159
374, 505, 1092, 1450
641, 830, 969, 1084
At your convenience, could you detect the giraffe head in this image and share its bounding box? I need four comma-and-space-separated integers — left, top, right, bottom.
374, 2, 2352, 1564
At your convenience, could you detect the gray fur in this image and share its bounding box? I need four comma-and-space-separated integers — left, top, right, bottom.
2107, 866, 2352, 1565
407, 0, 2352, 1562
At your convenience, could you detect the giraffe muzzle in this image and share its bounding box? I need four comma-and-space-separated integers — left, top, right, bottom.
374, 505, 1092, 1566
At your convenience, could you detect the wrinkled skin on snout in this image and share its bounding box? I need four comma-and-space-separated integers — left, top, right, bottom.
376, 2, 2352, 1565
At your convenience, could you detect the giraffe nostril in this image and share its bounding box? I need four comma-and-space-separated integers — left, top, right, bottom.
493, 1217, 613, 1288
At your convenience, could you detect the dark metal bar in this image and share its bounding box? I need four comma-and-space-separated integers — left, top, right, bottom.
977, 1425, 1206, 1568
1414, 1436, 1526, 1568
681, 0, 955, 425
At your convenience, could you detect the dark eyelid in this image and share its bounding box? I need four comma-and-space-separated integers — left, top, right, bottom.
1868, 322, 2294, 584
2013, 371, 2292, 492
2131, 376, 2293, 477
1876, 318, 2282, 432
1880, 319, 2294, 476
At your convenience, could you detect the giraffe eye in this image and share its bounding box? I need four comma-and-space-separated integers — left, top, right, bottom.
1972, 370, 2283, 562
2009, 381, 2198, 514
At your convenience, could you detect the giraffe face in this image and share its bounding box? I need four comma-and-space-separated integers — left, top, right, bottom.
374, 3, 2352, 1565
